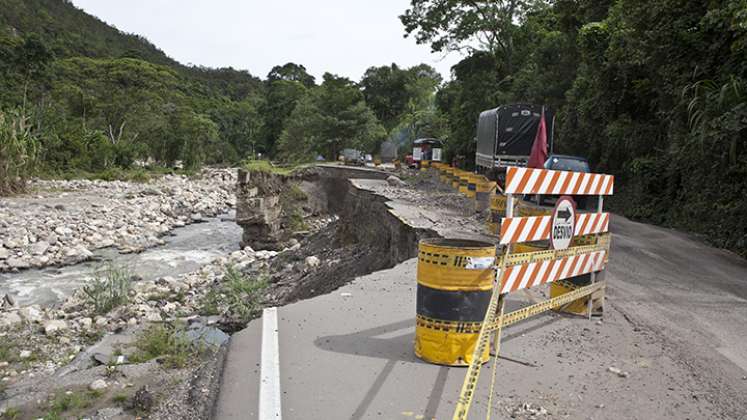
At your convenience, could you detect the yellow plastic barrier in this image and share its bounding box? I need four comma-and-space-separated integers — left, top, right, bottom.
487, 193, 507, 234
474, 177, 497, 212
451, 169, 464, 190
415, 238, 496, 366
458, 172, 471, 195
441, 166, 454, 184
465, 174, 482, 199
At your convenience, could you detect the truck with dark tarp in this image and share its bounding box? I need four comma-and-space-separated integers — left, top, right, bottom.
380, 140, 398, 163
475, 104, 554, 172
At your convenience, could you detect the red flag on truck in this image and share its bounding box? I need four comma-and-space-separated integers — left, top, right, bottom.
527, 108, 548, 169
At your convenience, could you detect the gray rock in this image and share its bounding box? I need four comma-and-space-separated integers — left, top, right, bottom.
93, 352, 127, 366
0, 247, 9, 260
65, 245, 93, 260
79, 317, 93, 329
19, 305, 43, 323
19, 350, 32, 359
144, 312, 162, 322
305, 255, 321, 268
7, 256, 30, 269
386, 175, 407, 187
54, 226, 73, 236
4, 237, 27, 249
0, 312, 22, 328
89, 378, 108, 391
185, 326, 229, 347
2, 294, 15, 308
255, 250, 278, 260
43, 319, 69, 335
96, 407, 124, 419
30, 240, 50, 256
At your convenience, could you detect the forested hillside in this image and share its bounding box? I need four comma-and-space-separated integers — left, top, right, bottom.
0, 0, 744, 256
0, 0, 441, 179
403, 0, 746, 256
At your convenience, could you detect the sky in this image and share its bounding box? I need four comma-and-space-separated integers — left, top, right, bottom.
70, 0, 464, 82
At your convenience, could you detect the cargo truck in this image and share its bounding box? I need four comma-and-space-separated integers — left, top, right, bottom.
475, 104, 554, 179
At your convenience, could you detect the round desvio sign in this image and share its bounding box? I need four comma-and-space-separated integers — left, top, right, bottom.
551, 196, 576, 250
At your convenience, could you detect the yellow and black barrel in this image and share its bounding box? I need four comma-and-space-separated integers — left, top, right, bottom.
475, 177, 497, 212
465, 174, 480, 199
440, 165, 454, 184
458, 172, 471, 195
487, 192, 507, 234
415, 238, 496, 366
451, 169, 463, 190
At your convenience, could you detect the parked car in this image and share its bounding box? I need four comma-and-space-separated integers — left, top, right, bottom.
532, 154, 591, 209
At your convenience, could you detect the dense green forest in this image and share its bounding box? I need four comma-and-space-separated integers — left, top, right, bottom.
0, 0, 744, 256
401, 0, 746, 256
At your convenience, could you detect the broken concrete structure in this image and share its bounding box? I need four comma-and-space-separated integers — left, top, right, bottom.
235, 164, 391, 251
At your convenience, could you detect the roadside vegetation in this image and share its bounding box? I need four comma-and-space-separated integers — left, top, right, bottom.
82, 264, 132, 315
242, 159, 306, 176
0, 109, 38, 195
200, 266, 267, 330
43, 389, 103, 419
130, 323, 197, 369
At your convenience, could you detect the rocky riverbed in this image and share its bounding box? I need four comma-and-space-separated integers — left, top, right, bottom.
0, 166, 341, 419
0, 169, 236, 273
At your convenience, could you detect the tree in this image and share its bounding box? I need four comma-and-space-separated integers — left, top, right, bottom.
276, 74, 385, 162
434, 52, 505, 163
267, 63, 316, 88
259, 79, 308, 156
400, 0, 543, 72
360, 64, 412, 130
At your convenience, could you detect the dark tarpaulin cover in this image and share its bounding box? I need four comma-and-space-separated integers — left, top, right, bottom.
477, 104, 554, 158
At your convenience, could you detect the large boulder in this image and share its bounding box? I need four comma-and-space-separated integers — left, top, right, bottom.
30, 240, 50, 256
0, 312, 22, 328
43, 319, 69, 335
19, 305, 43, 323
7, 256, 30, 269
386, 176, 407, 187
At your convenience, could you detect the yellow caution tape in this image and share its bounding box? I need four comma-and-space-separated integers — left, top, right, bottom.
487, 281, 605, 331
498, 235, 610, 268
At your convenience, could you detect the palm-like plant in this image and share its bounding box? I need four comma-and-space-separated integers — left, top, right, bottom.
0, 109, 39, 195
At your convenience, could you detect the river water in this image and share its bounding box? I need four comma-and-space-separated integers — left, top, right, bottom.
0, 213, 243, 307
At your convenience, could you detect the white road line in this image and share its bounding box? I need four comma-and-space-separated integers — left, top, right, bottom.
259, 307, 282, 419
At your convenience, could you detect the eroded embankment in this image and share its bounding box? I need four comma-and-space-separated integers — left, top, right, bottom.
236, 165, 439, 305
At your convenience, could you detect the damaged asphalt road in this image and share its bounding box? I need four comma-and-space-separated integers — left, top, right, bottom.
216, 171, 747, 420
